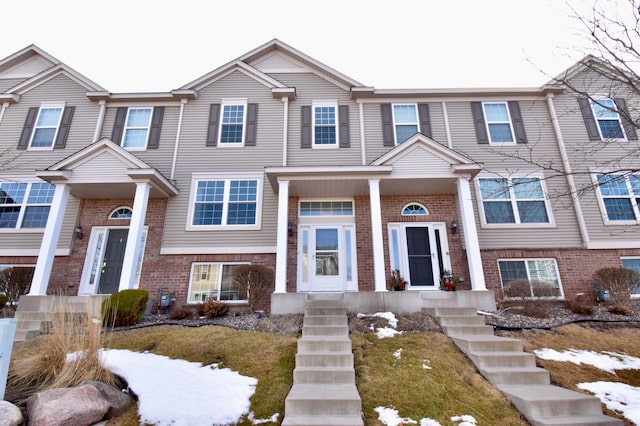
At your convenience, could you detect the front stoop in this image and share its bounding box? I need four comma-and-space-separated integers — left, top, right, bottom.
282, 295, 364, 426
432, 306, 623, 426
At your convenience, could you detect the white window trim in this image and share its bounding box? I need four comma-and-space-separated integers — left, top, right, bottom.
474, 173, 555, 228
0, 180, 54, 231
401, 202, 429, 216
497, 258, 564, 299
621, 256, 640, 298
592, 171, 640, 225
122, 107, 153, 151
590, 97, 627, 141
312, 101, 339, 149
186, 173, 263, 231
298, 199, 355, 219
187, 261, 250, 304
482, 101, 516, 145
392, 103, 419, 145
218, 99, 248, 147
109, 206, 133, 220
28, 102, 65, 151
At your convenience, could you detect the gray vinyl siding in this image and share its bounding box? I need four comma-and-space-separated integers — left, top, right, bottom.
0, 78, 25, 92
552, 68, 640, 243
0, 74, 100, 170
100, 105, 180, 177
447, 99, 583, 249
160, 70, 282, 251
269, 73, 362, 166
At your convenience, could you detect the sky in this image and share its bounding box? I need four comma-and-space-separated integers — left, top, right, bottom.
0, 0, 608, 93
93, 312, 640, 425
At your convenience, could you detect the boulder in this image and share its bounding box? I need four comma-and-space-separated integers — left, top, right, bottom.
26, 385, 110, 426
82, 381, 132, 419
0, 400, 24, 426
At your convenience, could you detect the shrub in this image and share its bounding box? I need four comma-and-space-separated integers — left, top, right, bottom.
592, 267, 640, 307
608, 304, 632, 316
503, 279, 559, 318
0, 266, 34, 310
101, 289, 149, 327
0, 293, 8, 309
170, 304, 196, 320
566, 293, 595, 315
202, 299, 229, 318
233, 264, 274, 312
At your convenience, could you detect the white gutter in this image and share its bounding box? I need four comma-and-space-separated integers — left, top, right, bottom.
92, 100, 106, 142
359, 101, 367, 165
546, 93, 590, 247
170, 98, 187, 181
282, 97, 289, 167
442, 101, 453, 149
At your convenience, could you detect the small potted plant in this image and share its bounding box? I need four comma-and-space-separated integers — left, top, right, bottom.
389, 269, 407, 291
440, 270, 456, 291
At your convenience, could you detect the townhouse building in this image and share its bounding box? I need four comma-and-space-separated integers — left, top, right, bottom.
0, 39, 638, 316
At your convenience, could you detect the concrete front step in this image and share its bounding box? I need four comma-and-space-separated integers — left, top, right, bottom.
285, 384, 361, 416
304, 315, 348, 326
470, 351, 537, 368
296, 352, 354, 368
479, 366, 550, 385
298, 336, 353, 352
441, 325, 494, 336
293, 367, 356, 384
437, 315, 485, 326
302, 325, 349, 336
498, 384, 606, 418
530, 415, 624, 426
432, 306, 478, 316
452, 335, 523, 354
281, 414, 363, 426
305, 307, 347, 316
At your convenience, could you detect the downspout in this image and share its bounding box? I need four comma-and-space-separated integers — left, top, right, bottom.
282, 97, 289, 167
359, 101, 367, 165
93, 100, 106, 142
170, 98, 187, 181
546, 93, 590, 247
442, 101, 453, 149
0, 102, 9, 124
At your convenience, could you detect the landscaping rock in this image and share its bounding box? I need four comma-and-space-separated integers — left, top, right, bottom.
82, 381, 132, 419
0, 400, 23, 426
26, 385, 110, 426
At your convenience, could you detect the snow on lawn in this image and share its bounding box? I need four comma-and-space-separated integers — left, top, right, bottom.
99, 349, 273, 426
358, 312, 403, 339
534, 348, 640, 424
374, 406, 477, 426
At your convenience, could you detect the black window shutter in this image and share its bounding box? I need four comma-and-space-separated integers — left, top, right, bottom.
206, 104, 221, 146
339, 105, 350, 148
381, 104, 394, 146
245, 103, 258, 146
111, 107, 128, 145
417, 104, 432, 138
147, 107, 164, 149
18, 107, 39, 150
578, 98, 601, 141
614, 98, 638, 140
54, 106, 75, 149
470, 102, 489, 144
508, 101, 527, 144
301, 105, 312, 149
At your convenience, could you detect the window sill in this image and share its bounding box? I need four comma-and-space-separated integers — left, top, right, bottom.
481, 223, 556, 229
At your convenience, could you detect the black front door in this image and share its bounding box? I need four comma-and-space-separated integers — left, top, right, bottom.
406, 227, 434, 286
97, 229, 128, 294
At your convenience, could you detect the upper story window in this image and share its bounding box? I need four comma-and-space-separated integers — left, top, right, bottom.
402, 203, 428, 215
393, 104, 419, 144
482, 102, 514, 143
591, 98, 625, 139
470, 101, 526, 145
188, 176, 261, 229
206, 102, 258, 147
0, 182, 55, 229
220, 102, 246, 145
18, 104, 75, 151
596, 173, 640, 222
477, 176, 551, 225
112, 106, 164, 150
313, 103, 338, 147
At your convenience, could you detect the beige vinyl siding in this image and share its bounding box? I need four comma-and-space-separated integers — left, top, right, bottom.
448, 99, 583, 249
0, 78, 26, 92
269, 73, 362, 167
100, 104, 180, 177
0, 74, 100, 170
553, 68, 640, 243
160, 70, 281, 251
0, 196, 79, 253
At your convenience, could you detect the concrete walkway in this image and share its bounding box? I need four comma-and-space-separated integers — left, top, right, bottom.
429, 306, 623, 426
282, 294, 364, 426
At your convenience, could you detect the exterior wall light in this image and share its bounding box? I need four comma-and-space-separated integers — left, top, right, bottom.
451, 219, 458, 234
74, 225, 83, 240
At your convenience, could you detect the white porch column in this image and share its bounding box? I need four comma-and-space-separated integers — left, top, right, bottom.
456, 177, 487, 290
369, 179, 387, 292
118, 182, 150, 291
274, 180, 289, 293
29, 183, 70, 295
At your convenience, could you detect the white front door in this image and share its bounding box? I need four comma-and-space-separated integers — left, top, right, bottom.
312, 227, 341, 291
